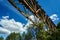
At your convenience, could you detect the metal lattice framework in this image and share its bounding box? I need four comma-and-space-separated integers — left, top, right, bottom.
8, 0, 57, 31
8, 0, 38, 27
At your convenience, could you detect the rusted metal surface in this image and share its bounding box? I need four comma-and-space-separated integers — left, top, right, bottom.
18, 0, 56, 30
8, 0, 38, 27
8, 0, 56, 31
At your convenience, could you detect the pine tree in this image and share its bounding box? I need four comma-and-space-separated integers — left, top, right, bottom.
6, 32, 21, 40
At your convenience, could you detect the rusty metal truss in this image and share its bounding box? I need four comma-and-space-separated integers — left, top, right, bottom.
8, 0, 57, 31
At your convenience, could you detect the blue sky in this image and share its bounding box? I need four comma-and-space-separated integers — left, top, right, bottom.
0, 0, 60, 39
0, 0, 60, 25
0, 0, 27, 24
38, 0, 60, 24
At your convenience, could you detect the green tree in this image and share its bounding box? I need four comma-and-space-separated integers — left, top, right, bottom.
25, 31, 33, 40
38, 23, 44, 30
6, 32, 21, 40
21, 24, 35, 40
57, 22, 60, 30
36, 22, 52, 40
0, 36, 4, 40
46, 21, 60, 40
22, 26, 33, 40
36, 22, 45, 40
55, 22, 60, 40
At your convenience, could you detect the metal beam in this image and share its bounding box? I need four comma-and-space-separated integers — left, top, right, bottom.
18, 0, 56, 31
8, 0, 38, 27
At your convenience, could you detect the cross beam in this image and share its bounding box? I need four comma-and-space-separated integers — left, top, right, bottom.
8, 0, 38, 27
18, 0, 56, 31
8, 0, 57, 31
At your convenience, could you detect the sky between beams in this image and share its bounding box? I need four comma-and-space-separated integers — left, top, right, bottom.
0, 0, 60, 39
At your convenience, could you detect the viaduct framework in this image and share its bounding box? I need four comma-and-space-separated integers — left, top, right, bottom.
8, 0, 56, 31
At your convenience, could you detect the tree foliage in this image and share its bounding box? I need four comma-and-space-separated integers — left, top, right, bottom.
6, 32, 21, 40
2, 22, 60, 40
0, 37, 4, 40
57, 22, 60, 30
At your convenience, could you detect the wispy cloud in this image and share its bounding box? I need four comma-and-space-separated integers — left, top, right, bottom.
50, 14, 59, 21
0, 16, 27, 34
0, 27, 11, 34
25, 15, 39, 27
0, 14, 58, 34
0, 15, 37, 34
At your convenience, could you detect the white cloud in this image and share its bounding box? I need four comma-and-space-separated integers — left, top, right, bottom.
25, 15, 40, 28
2, 16, 9, 19
1, 14, 55, 34
50, 14, 59, 21
25, 14, 59, 29
29, 15, 39, 22
0, 27, 11, 34
0, 16, 27, 34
